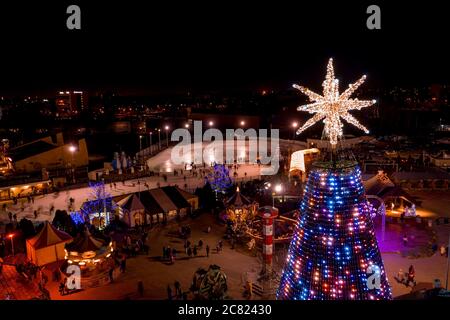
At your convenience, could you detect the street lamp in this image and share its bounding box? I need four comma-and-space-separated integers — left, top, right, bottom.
208, 121, 214, 127
68, 145, 77, 183
444, 228, 450, 290
272, 184, 283, 207
240, 120, 245, 126
8, 233, 14, 256
185, 123, 190, 129
158, 129, 161, 150
149, 132, 153, 155
164, 125, 169, 147
292, 121, 298, 139
139, 135, 143, 152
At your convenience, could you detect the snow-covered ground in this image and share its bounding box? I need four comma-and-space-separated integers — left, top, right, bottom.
0, 143, 269, 224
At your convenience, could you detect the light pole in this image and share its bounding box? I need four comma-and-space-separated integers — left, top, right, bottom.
292, 121, 298, 140
272, 184, 282, 208
446, 232, 450, 290
149, 132, 153, 155
68, 145, 76, 183
164, 125, 169, 147
8, 234, 14, 256
158, 129, 161, 150
139, 135, 143, 152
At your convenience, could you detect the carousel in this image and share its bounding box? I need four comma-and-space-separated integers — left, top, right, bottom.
246, 207, 297, 244
64, 229, 114, 275
221, 187, 258, 227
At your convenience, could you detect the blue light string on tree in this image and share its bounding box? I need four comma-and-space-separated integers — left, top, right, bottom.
277, 164, 392, 300
206, 163, 233, 194
79, 182, 117, 222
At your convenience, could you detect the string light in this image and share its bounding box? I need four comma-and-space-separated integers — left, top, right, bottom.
293, 58, 376, 146
277, 165, 392, 300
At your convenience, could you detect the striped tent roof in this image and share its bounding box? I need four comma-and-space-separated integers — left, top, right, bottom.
120, 194, 145, 212
176, 187, 197, 200
161, 186, 191, 209
26, 222, 73, 250
138, 191, 165, 215
149, 188, 178, 212
113, 187, 197, 214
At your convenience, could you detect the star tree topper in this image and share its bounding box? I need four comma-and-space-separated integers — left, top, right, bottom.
294, 58, 376, 146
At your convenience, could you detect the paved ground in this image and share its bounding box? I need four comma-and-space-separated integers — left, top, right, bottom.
44, 214, 260, 300
2, 212, 449, 300
408, 190, 450, 218
0, 264, 41, 300
375, 219, 450, 297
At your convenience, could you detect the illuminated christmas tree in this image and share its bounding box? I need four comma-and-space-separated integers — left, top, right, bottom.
206, 163, 233, 194
277, 59, 391, 300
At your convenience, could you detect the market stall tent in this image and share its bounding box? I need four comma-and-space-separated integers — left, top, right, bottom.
26, 222, 73, 266
115, 193, 146, 227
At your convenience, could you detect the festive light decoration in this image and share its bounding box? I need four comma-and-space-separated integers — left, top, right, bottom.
206, 163, 233, 194
277, 163, 392, 300
294, 58, 376, 146
70, 211, 85, 226
79, 182, 117, 228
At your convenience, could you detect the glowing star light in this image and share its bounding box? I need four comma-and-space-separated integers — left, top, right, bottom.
294, 58, 376, 146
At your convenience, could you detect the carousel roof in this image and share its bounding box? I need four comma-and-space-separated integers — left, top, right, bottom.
27, 222, 73, 250
66, 230, 106, 253
226, 189, 252, 207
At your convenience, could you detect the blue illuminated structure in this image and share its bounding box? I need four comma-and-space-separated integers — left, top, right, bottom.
277, 162, 392, 300
79, 182, 117, 229
206, 163, 233, 194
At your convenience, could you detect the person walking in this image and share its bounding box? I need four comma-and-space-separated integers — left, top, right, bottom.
440, 245, 446, 256
187, 247, 192, 257
174, 281, 181, 299
109, 267, 114, 283
138, 281, 144, 297
206, 245, 210, 257
406, 265, 415, 287
120, 256, 127, 273
193, 246, 198, 257
397, 268, 405, 284
402, 234, 408, 246
167, 285, 172, 300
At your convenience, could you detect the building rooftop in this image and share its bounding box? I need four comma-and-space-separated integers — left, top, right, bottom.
10, 140, 57, 161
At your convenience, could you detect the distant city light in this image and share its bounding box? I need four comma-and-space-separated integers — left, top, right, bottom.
68, 145, 76, 153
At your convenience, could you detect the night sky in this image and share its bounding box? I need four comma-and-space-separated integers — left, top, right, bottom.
0, 1, 448, 95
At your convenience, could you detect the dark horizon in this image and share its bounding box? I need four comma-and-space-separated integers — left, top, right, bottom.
0, 1, 448, 95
